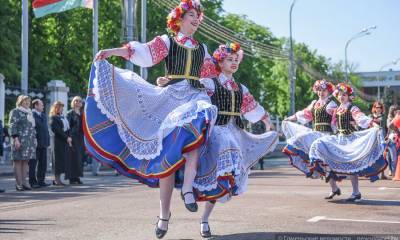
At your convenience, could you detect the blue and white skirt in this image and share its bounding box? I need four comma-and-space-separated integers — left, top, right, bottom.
282, 121, 328, 177
83, 60, 231, 201
199, 120, 279, 202
309, 127, 387, 182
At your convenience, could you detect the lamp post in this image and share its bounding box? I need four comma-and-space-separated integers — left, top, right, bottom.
344, 25, 377, 83
377, 58, 400, 100
289, 0, 297, 115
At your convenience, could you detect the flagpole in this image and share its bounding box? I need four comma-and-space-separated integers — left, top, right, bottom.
140, 0, 147, 80
21, 0, 29, 94
93, 0, 98, 58
125, 0, 135, 71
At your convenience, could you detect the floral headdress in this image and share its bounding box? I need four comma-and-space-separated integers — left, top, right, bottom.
212, 42, 243, 72
333, 83, 355, 101
312, 79, 334, 94
167, 0, 203, 34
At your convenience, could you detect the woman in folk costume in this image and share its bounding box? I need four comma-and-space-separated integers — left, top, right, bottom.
309, 83, 387, 202
282, 80, 337, 178
84, 0, 229, 238
196, 43, 278, 238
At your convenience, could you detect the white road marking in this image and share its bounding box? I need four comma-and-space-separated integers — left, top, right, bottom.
378, 187, 400, 190
307, 216, 326, 222
307, 216, 400, 224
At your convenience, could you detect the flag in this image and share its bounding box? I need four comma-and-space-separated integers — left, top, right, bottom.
32, 0, 93, 18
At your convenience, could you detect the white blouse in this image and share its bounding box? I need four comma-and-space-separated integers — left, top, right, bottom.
201, 73, 270, 124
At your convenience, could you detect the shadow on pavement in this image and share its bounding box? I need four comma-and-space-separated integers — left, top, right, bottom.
329, 199, 400, 206
210, 232, 395, 240
0, 219, 55, 235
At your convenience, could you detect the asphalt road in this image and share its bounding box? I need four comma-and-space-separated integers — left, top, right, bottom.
0, 157, 399, 240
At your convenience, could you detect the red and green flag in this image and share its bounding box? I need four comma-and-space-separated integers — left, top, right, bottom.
32, 0, 93, 18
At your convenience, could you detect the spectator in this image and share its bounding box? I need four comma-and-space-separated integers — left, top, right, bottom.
386, 105, 399, 176
66, 96, 84, 184
0, 119, 3, 163
32, 99, 51, 187
0, 120, 4, 193
2, 126, 11, 163
369, 101, 388, 179
370, 101, 387, 130
49, 101, 72, 186
9, 95, 37, 191
251, 120, 267, 170
389, 108, 400, 181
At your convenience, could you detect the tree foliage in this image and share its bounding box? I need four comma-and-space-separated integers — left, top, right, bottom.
0, 0, 363, 118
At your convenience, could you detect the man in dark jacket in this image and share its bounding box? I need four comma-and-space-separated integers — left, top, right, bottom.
32, 99, 51, 187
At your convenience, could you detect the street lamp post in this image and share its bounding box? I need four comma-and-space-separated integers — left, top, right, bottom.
377, 58, 400, 100
344, 25, 377, 83
289, 0, 297, 115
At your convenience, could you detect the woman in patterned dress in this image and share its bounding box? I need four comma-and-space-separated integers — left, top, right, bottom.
9, 95, 37, 191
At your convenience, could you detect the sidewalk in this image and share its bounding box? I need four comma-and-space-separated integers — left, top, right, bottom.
0, 163, 113, 177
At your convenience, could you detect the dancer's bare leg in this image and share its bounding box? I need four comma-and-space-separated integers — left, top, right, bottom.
181, 149, 199, 204
158, 173, 175, 230
329, 178, 339, 192
349, 175, 360, 196
201, 201, 215, 227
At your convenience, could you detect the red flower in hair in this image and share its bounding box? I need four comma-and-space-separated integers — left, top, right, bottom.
312, 79, 334, 93
333, 83, 355, 100
166, 0, 203, 34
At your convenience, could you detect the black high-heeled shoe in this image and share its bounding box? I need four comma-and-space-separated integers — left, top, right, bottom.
155, 213, 171, 239
324, 188, 341, 199
180, 191, 198, 212
22, 185, 32, 191
53, 180, 66, 186
200, 222, 212, 238
15, 185, 24, 191
345, 193, 362, 202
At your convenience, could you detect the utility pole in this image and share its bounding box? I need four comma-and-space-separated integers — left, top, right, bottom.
125, 0, 135, 71
21, 0, 29, 94
288, 0, 297, 115
140, 0, 148, 80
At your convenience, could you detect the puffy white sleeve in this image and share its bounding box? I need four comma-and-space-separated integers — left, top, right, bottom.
199, 78, 216, 96
240, 84, 267, 123
295, 101, 315, 125
126, 34, 170, 67
326, 100, 337, 116
351, 106, 372, 129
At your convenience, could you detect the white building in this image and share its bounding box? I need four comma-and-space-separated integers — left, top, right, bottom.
356, 69, 400, 104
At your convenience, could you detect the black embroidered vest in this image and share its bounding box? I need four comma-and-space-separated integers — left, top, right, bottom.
336, 104, 357, 135
210, 78, 244, 129
165, 37, 205, 89
312, 98, 333, 132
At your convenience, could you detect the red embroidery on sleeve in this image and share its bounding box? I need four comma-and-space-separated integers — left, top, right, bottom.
147, 36, 168, 64
200, 58, 219, 78
241, 93, 258, 114
261, 113, 270, 121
